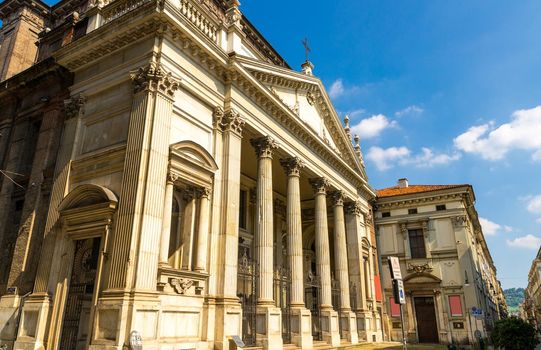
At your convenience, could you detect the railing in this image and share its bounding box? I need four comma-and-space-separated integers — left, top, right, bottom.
179, 0, 218, 43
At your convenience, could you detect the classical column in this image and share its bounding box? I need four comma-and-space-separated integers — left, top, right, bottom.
310, 177, 340, 347
251, 136, 282, 349
332, 191, 358, 343
159, 172, 177, 266
209, 107, 245, 350
194, 187, 211, 272
281, 157, 313, 349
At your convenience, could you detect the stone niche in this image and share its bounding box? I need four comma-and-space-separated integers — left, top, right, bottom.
21, 310, 38, 337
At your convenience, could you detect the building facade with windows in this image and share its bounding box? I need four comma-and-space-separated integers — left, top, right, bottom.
523, 247, 541, 331
375, 179, 507, 345
0, 0, 385, 349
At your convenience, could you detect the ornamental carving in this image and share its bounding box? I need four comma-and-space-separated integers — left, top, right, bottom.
310, 177, 329, 195
400, 223, 408, 235
250, 136, 278, 158
306, 91, 315, 106
167, 171, 180, 183
451, 215, 467, 228
212, 106, 224, 129
407, 263, 433, 274
280, 157, 305, 177
170, 278, 195, 295
64, 94, 86, 119
222, 108, 245, 134
225, 0, 241, 27
345, 201, 363, 216
195, 186, 211, 199
331, 190, 344, 206
130, 62, 180, 97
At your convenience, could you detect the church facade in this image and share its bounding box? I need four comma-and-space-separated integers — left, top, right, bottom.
0, 0, 384, 349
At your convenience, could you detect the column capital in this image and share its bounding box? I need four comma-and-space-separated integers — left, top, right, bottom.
345, 201, 363, 215
130, 62, 181, 98
64, 93, 86, 119
309, 177, 329, 195
167, 171, 180, 184
214, 107, 245, 135
330, 190, 345, 206
280, 157, 305, 177
182, 187, 196, 201
195, 186, 212, 199
251, 135, 278, 159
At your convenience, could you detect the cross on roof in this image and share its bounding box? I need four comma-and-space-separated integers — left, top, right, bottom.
302, 37, 311, 62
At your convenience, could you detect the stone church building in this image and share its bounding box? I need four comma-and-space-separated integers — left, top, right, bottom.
0, 0, 384, 349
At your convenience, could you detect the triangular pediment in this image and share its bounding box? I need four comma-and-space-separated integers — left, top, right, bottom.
238, 58, 368, 181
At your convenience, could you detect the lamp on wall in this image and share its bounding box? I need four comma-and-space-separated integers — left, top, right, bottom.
464, 270, 470, 286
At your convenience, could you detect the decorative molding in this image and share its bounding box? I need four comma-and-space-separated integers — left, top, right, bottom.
377, 193, 464, 210
309, 177, 329, 195
306, 91, 315, 106
170, 277, 195, 294
64, 94, 86, 119
250, 135, 278, 159
280, 157, 305, 177
130, 62, 181, 97
451, 215, 467, 228
406, 263, 433, 274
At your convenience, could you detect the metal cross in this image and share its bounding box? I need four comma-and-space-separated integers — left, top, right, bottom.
302, 37, 311, 62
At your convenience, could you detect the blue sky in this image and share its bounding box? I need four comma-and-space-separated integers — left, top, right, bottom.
241, 1, 541, 289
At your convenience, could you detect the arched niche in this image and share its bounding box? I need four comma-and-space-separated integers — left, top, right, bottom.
169, 140, 218, 187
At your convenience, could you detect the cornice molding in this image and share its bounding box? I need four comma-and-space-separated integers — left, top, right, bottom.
376, 192, 465, 210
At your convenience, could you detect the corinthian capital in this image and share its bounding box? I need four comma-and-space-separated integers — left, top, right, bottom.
64, 94, 86, 119
280, 157, 305, 177
310, 177, 329, 195
221, 108, 245, 135
345, 201, 363, 215
251, 136, 278, 159
330, 190, 345, 206
130, 62, 181, 97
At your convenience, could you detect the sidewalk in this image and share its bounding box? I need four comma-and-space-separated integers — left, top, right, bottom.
344, 343, 446, 350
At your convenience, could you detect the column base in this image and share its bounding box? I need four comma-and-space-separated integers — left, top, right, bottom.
0, 293, 22, 350
12, 293, 51, 350
290, 307, 313, 349
340, 310, 358, 344
213, 298, 242, 350
320, 308, 340, 347
256, 305, 283, 350
356, 310, 372, 342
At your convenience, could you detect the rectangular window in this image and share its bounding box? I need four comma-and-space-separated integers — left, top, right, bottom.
390, 297, 401, 317
436, 204, 446, 211
382, 212, 391, 218
449, 295, 463, 316
408, 208, 418, 215
408, 229, 426, 258
239, 189, 247, 229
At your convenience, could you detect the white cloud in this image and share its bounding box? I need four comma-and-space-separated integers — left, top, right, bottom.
366, 146, 460, 171
350, 114, 397, 139
395, 105, 424, 117
366, 146, 410, 171
526, 194, 541, 214
454, 106, 541, 161
506, 234, 541, 249
329, 79, 345, 99
479, 217, 501, 236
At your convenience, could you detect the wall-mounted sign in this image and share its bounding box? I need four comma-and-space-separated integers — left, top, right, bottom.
453, 322, 465, 329
388, 256, 402, 280
129, 330, 143, 350
392, 278, 406, 305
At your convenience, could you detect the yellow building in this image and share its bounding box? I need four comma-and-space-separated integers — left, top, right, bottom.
375, 179, 507, 345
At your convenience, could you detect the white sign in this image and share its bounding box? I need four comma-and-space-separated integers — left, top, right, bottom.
388, 256, 402, 280
394, 279, 406, 304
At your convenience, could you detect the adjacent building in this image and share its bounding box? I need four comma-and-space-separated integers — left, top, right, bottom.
375, 179, 507, 345
523, 247, 541, 331
0, 0, 385, 349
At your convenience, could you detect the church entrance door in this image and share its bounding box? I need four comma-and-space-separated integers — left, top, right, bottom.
59, 237, 101, 350
414, 296, 439, 343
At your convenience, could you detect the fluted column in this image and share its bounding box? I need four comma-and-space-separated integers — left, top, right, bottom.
251, 136, 278, 305
281, 157, 305, 307
332, 191, 351, 311
310, 177, 332, 309
311, 177, 340, 347
159, 173, 177, 265
194, 187, 211, 272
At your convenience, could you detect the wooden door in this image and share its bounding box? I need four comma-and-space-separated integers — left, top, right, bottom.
414, 296, 439, 343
